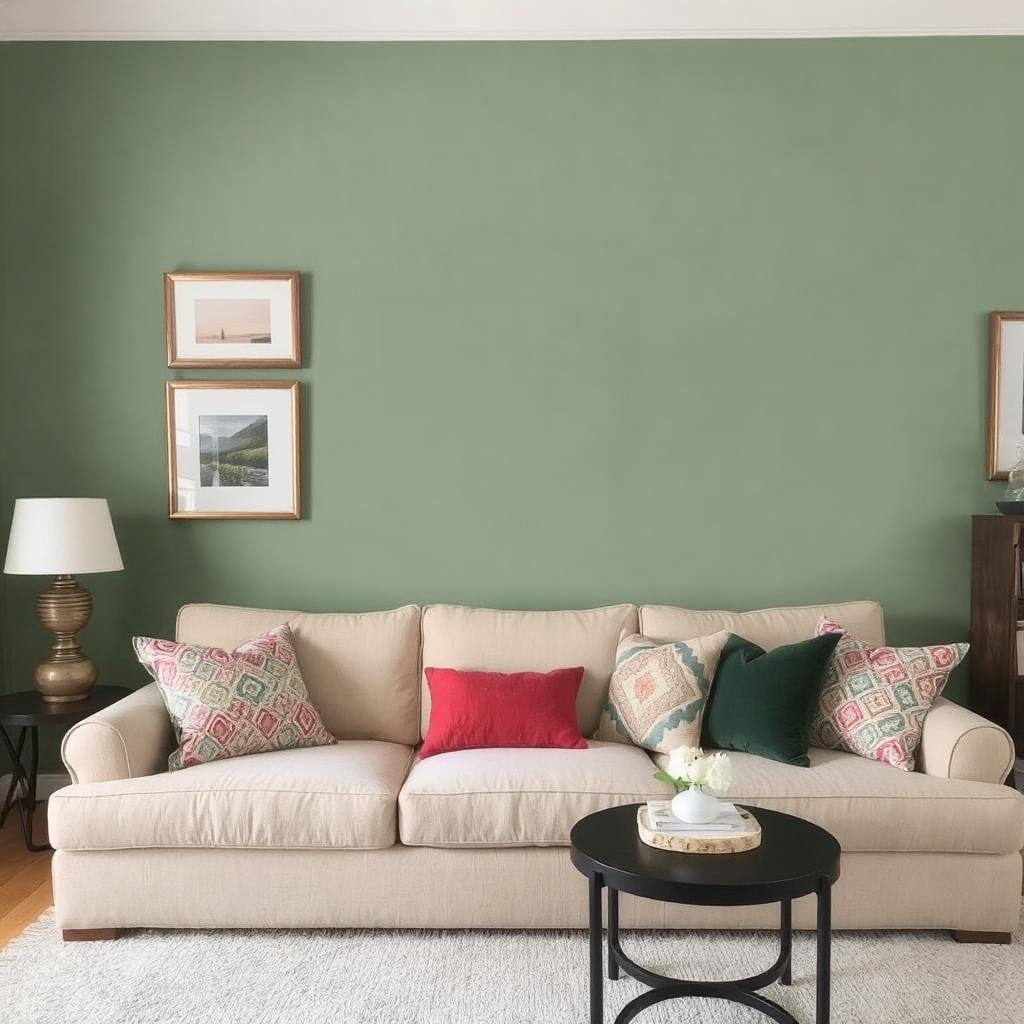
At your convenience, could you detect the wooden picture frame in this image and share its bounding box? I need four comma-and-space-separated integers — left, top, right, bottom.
166, 381, 300, 520
987, 311, 1024, 480
165, 271, 301, 368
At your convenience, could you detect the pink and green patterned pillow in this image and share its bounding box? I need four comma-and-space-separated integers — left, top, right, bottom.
133, 624, 336, 771
808, 617, 967, 771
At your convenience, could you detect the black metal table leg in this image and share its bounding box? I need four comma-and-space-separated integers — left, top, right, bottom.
0, 726, 27, 826
607, 888, 620, 981
589, 874, 604, 1024
781, 898, 792, 986
0, 724, 48, 852
816, 879, 831, 1024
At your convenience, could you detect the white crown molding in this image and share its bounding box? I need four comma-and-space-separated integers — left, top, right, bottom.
3, 1, 1024, 42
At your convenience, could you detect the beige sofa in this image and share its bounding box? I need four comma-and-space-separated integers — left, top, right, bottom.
49, 601, 1024, 940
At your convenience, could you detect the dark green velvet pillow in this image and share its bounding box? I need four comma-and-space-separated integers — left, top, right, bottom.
701, 632, 841, 767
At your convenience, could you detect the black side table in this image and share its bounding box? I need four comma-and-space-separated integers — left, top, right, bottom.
0, 686, 132, 851
570, 803, 841, 1024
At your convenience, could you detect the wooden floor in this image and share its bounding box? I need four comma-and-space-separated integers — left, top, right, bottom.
0, 803, 53, 949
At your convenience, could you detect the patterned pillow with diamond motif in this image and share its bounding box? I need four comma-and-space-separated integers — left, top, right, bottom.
596, 631, 730, 753
807, 617, 967, 771
133, 624, 336, 771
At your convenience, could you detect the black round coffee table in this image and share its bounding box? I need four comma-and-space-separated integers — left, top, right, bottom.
570, 803, 840, 1024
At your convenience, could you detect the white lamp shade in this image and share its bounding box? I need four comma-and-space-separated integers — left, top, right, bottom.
4, 498, 124, 575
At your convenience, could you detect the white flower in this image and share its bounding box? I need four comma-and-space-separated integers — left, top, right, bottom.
664, 746, 732, 794
666, 745, 702, 783
704, 751, 732, 794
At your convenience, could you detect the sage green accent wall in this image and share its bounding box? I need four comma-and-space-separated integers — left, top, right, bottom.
1, 41, 1017, 765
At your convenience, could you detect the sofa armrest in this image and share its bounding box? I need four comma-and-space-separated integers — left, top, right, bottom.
917, 697, 1016, 784
61, 683, 174, 784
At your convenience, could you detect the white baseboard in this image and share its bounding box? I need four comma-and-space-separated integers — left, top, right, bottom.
4, 1, 1024, 41
0, 772, 71, 800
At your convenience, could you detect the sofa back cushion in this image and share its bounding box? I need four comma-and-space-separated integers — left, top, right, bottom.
175, 603, 422, 745
639, 601, 884, 650
419, 604, 638, 738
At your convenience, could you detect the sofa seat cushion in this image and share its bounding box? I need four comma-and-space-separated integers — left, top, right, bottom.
48, 741, 414, 852
398, 740, 672, 847
652, 747, 1024, 855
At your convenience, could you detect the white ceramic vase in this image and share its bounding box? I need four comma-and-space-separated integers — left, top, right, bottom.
671, 786, 721, 824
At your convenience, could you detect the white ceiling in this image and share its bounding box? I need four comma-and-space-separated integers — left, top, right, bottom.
2, 0, 1024, 41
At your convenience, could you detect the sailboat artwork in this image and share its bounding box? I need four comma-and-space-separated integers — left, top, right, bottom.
165, 271, 300, 368
194, 297, 273, 345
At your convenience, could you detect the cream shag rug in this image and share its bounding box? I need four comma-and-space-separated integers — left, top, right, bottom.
1, 912, 1021, 1024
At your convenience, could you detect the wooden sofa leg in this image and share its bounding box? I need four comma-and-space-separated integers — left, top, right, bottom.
62, 928, 121, 942
951, 930, 1012, 944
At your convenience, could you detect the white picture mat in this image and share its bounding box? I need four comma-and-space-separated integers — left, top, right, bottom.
997, 320, 1024, 475
173, 387, 296, 513
172, 278, 295, 361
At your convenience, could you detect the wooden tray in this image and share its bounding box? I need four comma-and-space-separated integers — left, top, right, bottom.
637, 806, 762, 854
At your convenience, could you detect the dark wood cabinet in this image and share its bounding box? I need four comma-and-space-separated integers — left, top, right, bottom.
970, 515, 1024, 754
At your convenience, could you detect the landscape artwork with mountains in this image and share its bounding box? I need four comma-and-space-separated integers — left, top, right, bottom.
199, 414, 269, 487
166, 380, 299, 519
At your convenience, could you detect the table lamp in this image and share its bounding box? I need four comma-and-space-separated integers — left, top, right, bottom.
3, 498, 124, 703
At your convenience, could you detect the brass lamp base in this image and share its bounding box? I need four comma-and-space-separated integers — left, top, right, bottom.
34, 575, 97, 704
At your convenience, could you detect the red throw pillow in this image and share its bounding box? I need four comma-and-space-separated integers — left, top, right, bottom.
420, 666, 588, 758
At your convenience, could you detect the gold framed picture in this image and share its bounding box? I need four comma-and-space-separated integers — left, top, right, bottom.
166, 381, 300, 520
987, 311, 1024, 480
165, 271, 301, 368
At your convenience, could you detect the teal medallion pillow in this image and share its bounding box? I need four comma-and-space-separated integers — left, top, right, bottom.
597, 630, 730, 753
701, 632, 842, 767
